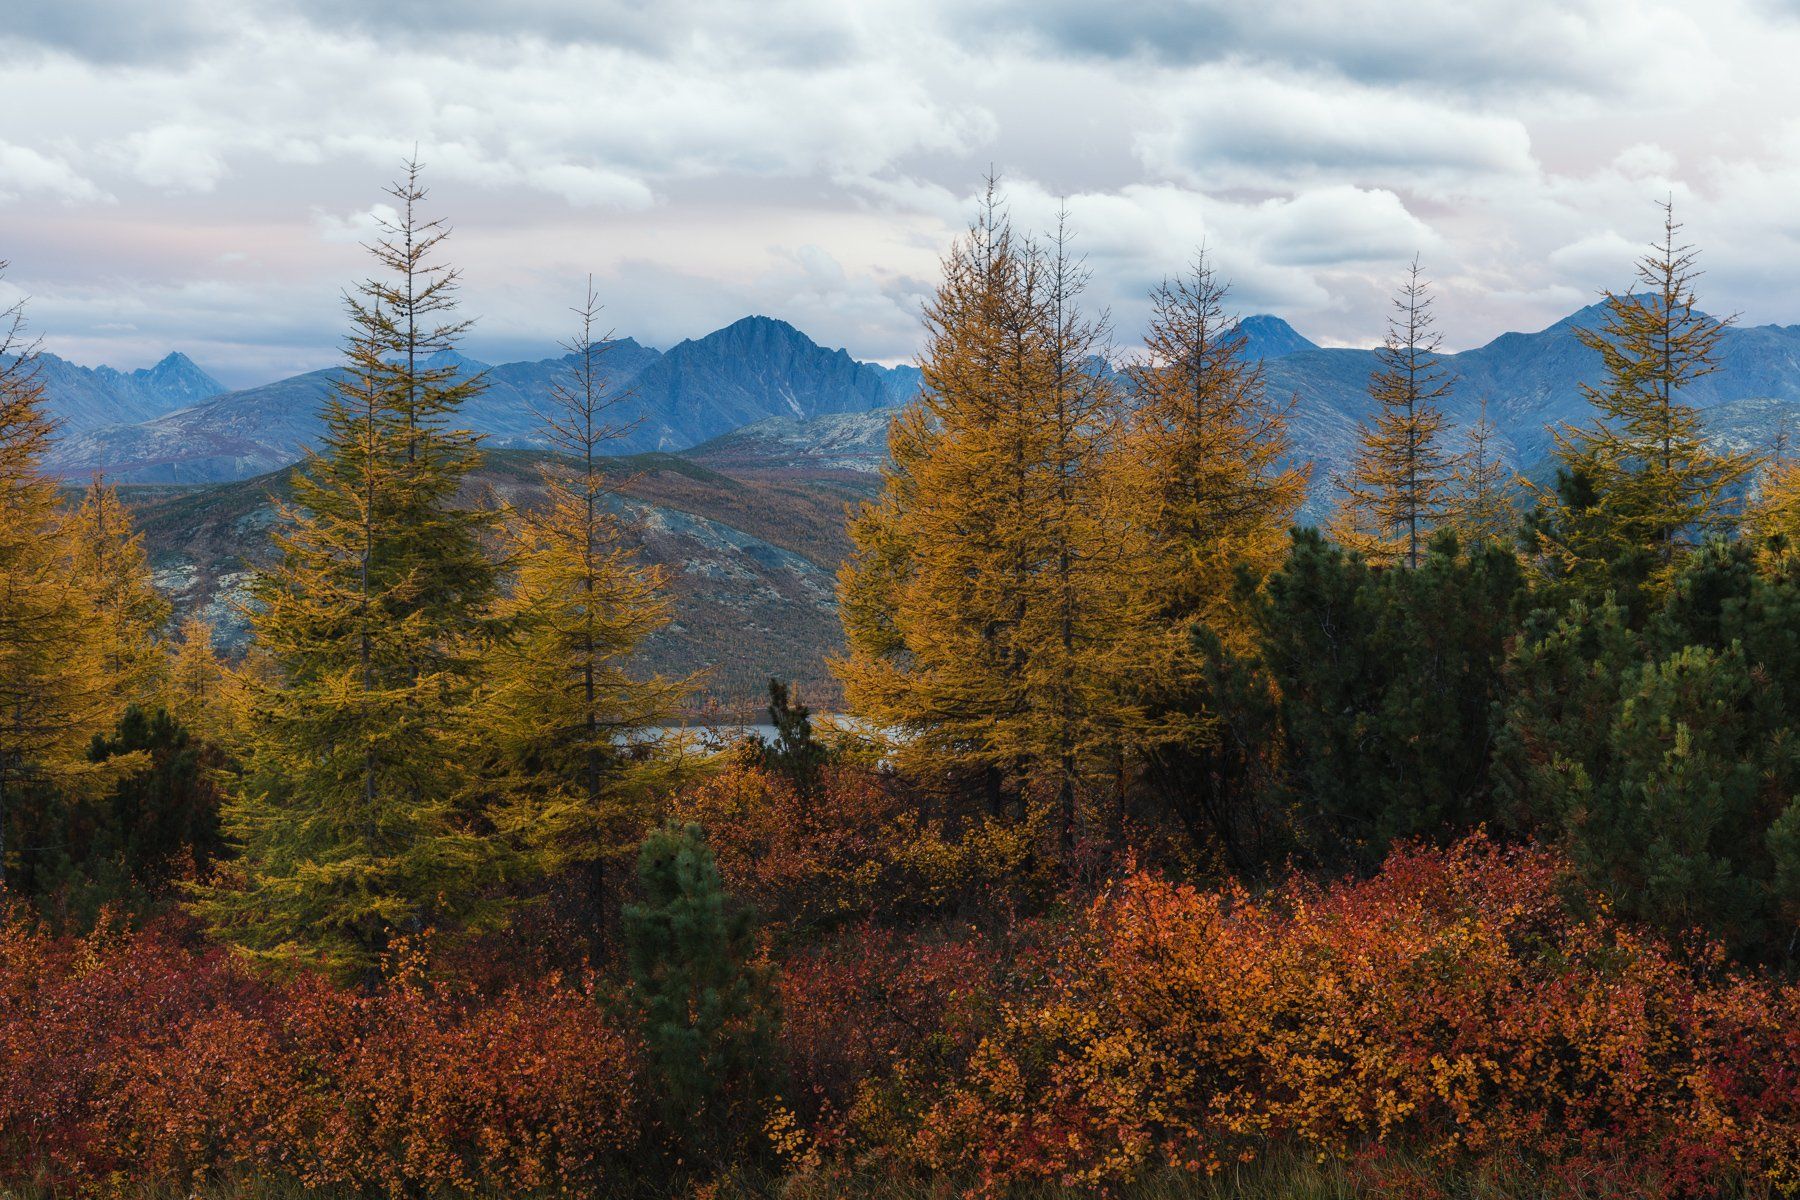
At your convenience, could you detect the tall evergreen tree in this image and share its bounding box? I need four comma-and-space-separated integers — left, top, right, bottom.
1331, 259, 1459, 568
758, 678, 830, 800
0, 278, 139, 887
192, 164, 505, 978
1530, 202, 1753, 608
1114, 253, 1308, 864
1253, 530, 1523, 870
481, 280, 683, 953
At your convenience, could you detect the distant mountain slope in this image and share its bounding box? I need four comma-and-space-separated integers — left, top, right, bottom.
128, 448, 878, 712
621, 315, 911, 446
49, 318, 907, 484
685, 407, 898, 474
30, 351, 224, 436
1256, 305, 1800, 507
50, 302, 1800, 496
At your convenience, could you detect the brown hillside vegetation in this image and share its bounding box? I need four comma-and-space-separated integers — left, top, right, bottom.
122, 448, 875, 713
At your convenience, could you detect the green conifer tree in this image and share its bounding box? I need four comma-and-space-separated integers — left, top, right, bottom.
623, 821, 776, 1169
192, 163, 505, 978
1331, 258, 1460, 568
1499, 542, 1800, 960
1530, 202, 1753, 610
1253, 530, 1523, 869
758, 677, 829, 800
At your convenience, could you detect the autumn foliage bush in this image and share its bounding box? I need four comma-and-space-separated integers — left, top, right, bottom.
3, 833, 1798, 1198
903, 837, 1800, 1197
672, 757, 1050, 933
0, 915, 640, 1195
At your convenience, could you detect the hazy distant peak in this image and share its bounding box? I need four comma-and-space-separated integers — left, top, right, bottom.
1235, 314, 1319, 360
421, 347, 491, 372
1546, 296, 1726, 336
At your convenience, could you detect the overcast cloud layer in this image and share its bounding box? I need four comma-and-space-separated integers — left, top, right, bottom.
3, 0, 1797, 385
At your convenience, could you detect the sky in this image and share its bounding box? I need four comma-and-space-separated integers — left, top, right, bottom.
6, 0, 1800, 387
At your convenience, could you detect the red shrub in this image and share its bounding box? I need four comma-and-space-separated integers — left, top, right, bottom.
0, 914, 641, 1195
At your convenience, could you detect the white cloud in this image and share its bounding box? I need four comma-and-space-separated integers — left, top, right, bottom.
110, 124, 230, 192
1137, 67, 1537, 190
0, 142, 108, 203
6, 0, 1800, 374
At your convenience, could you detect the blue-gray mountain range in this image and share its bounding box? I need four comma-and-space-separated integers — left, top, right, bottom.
39, 304, 1800, 489
45, 316, 923, 484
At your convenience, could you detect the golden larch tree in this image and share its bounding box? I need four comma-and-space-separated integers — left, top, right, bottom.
835, 185, 1125, 845
1112, 253, 1308, 863
68, 475, 171, 709
1451, 399, 1519, 549
1024, 209, 1128, 854
1744, 425, 1800, 565
1331, 258, 1459, 568
0, 274, 142, 885
479, 279, 686, 951
166, 616, 246, 749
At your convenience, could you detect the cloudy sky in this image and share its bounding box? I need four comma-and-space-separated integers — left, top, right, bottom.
5, 0, 1799, 386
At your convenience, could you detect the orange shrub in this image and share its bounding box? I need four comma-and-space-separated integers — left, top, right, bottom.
673, 759, 1050, 934
4, 834, 1796, 1199
907, 837, 1800, 1197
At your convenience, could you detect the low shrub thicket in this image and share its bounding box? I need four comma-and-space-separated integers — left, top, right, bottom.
10, 824, 1793, 1198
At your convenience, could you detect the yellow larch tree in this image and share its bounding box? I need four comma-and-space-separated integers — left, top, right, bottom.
166, 616, 246, 749
1026, 209, 1130, 854
0, 273, 141, 886
1111, 253, 1308, 863
1119, 252, 1308, 650
1451, 399, 1520, 549
68, 475, 171, 710
479, 279, 686, 953
834, 185, 1126, 847
1331, 258, 1459, 568
1745, 423, 1800, 562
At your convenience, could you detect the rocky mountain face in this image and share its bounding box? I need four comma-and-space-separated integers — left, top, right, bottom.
47, 317, 920, 484
32, 351, 224, 436
683, 407, 899, 474
1237, 313, 1321, 361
